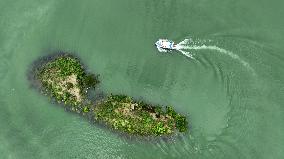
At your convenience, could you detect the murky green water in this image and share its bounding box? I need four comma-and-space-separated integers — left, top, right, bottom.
1, 0, 284, 158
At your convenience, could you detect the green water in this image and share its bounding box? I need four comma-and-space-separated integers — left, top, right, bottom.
1, 0, 284, 158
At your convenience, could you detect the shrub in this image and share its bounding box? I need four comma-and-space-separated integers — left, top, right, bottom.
175, 114, 188, 132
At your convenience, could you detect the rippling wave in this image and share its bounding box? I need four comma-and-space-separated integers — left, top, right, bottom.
175, 38, 256, 76
1, 0, 284, 158
151, 35, 274, 158
0, 55, 9, 81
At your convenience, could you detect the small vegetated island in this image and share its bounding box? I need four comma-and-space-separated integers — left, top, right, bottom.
34, 54, 188, 136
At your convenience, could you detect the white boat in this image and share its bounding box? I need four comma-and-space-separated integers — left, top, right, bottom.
155, 39, 177, 52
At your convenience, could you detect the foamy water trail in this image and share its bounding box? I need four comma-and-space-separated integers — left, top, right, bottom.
176, 49, 195, 59
175, 39, 256, 75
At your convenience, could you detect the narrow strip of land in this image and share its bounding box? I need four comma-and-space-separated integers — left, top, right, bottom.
33, 53, 188, 136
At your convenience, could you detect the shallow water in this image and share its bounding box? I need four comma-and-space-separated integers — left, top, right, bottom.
1, 0, 284, 158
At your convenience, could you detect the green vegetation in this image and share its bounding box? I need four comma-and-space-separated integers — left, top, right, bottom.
36, 55, 99, 108
35, 54, 188, 136
94, 94, 188, 135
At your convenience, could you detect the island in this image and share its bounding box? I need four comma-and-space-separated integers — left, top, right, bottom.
33, 53, 188, 136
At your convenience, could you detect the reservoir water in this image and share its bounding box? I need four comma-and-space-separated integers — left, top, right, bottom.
1, 0, 284, 158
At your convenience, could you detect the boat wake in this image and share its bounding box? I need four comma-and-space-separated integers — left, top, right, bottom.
158, 38, 255, 75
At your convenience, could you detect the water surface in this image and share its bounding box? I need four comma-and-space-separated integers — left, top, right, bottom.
1, 0, 284, 158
